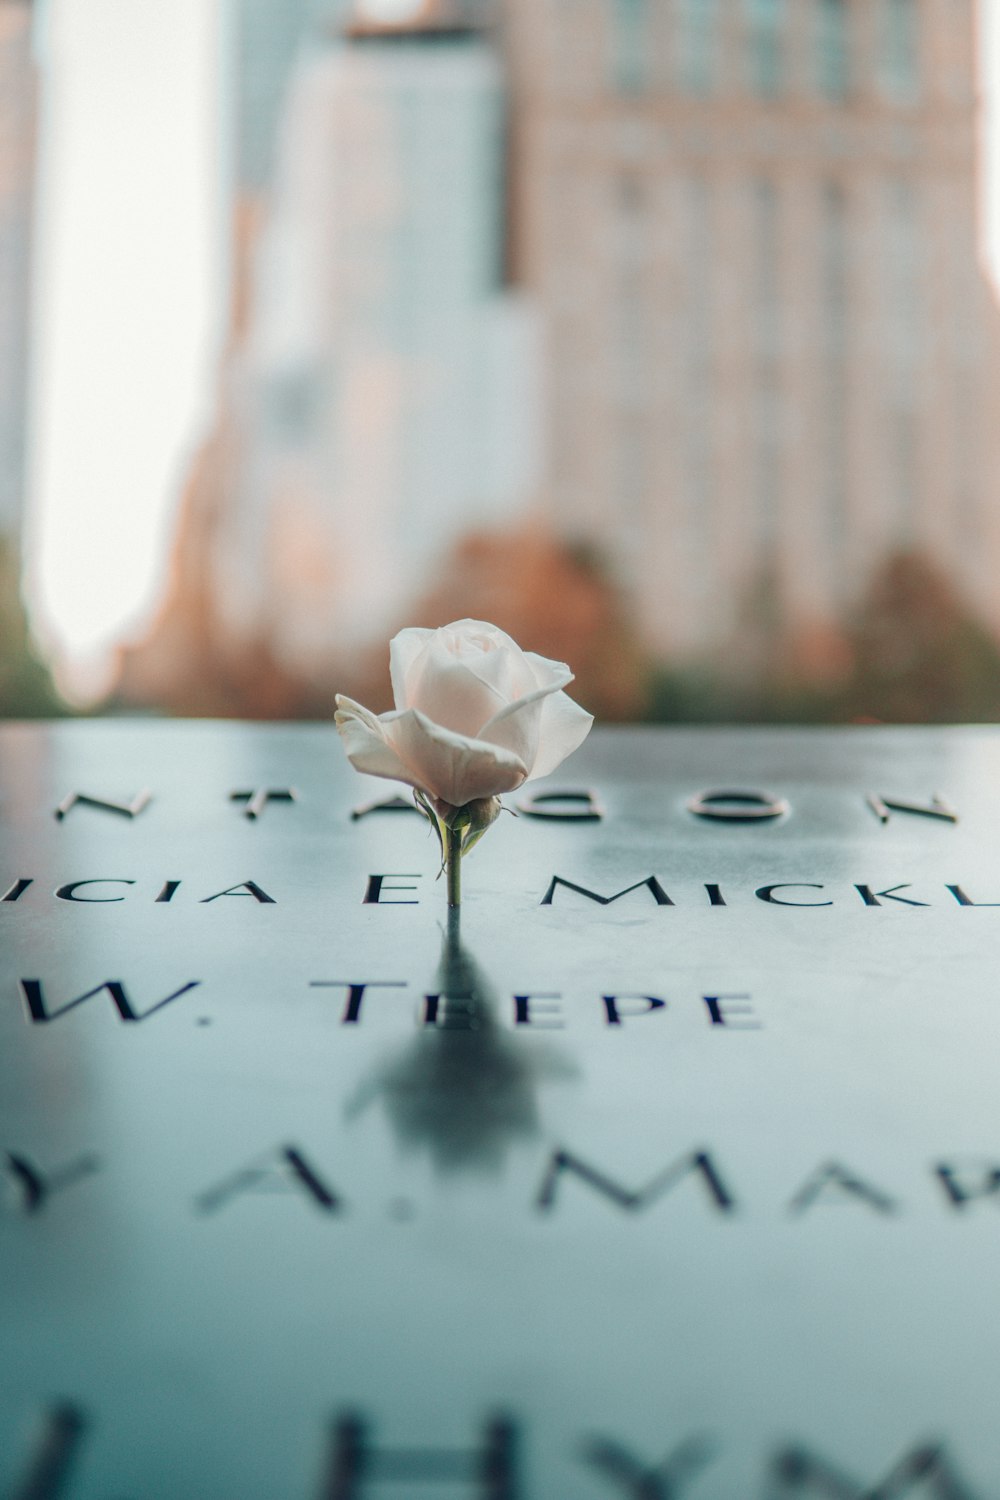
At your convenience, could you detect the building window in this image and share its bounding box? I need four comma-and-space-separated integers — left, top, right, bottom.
746, 0, 785, 98
613, 173, 649, 560
752, 177, 781, 552
878, 0, 919, 102
612, 0, 649, 93
677, 0, 719, 96
816, 0, 850, 100
682, 175, 713, 600
821, 181, 848, 585
885, 177, 920, 536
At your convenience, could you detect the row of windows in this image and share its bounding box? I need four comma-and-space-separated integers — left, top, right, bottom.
611, 0, 920, 102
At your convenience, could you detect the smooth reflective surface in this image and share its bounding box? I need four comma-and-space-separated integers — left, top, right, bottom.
1, 722, 1000, 1497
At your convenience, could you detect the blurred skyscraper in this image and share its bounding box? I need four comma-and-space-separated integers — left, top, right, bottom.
118, 0, 535, 711
506, 0, 1000, 660
116, 0, 1000, 715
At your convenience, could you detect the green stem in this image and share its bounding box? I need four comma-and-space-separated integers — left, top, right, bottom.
445, 823, 462, 909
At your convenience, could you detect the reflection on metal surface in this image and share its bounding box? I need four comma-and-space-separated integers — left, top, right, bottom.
9, 1404, 86, 1500
4, 725, 1000, 1495
345, 915, 575, 1174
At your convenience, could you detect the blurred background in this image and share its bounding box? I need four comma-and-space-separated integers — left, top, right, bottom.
5, 0, 1000, 723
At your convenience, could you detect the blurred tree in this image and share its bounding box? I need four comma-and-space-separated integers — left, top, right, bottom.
834, 551, 1000, 723
0, 538, 64, 717
346, 524, 651, 722
645, 550, 1000, 725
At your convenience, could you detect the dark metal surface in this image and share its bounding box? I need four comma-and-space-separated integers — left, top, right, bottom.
1, 721, 999, 1497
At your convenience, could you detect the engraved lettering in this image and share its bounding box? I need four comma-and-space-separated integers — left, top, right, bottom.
195, 1144, 341, 1215
536, 1148, 735, 1214
787, 1162, 897, 1215
54, 790, 151, 821
866, 793, 958, 825
363, 874, 422, 905
351, 794, 421, 820
55, 879, 135, 903
155, 880, 182, 903
935, 1160, 1000, 1209
516, 788, 605, 820
1, 878, 32, 902
541, 875, 673, 907
703, 994, 760, 1029
755, 884, 832, 906
704, 883, 727, 906
310, 980, 407, 1024
230, 788, 298, 820
321, 1413, 517, 1496
771, 1440, 975, 1498
200, 881, 276, 904
19, 978, 200, 1024
687, 788, 789, 821
602, 994, 666, 1026
854, 884, 929, 908
514, 993, 564, 1027
4, 1150, 100, 1214
946, 885, 1000, 907
582, 1434, 715, 1499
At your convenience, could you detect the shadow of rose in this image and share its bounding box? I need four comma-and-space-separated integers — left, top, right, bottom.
344, 913, 576, 1175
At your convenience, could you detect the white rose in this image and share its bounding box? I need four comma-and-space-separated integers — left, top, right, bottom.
335, 619, 593, 809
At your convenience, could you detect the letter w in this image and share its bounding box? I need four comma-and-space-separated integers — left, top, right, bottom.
19, 978, 200, 1024
541, 876, 673, 906
772, 1441, 976, 1498
535, 1148, 734, 1213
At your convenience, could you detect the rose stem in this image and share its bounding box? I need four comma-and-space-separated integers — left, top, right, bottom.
445, 824, 462, 909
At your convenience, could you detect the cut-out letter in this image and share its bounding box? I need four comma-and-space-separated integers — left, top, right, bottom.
787, 1161, 896, 1216
541, 875, 673, 907
19, 978, 199, 1024
866, 793, 958, 825
230, 788, 298, 820
320, 1412, 517, 1498
4, 1150, 100, 1214
516, 789, 605, 821
687, 788, 788, 822
536, 1147, 735, 1214
195, 1144, 341, 1216
54, 790, 151, 820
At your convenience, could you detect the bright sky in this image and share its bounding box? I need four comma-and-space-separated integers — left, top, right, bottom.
24, 0, 224, 698
21, 0, 1000, 697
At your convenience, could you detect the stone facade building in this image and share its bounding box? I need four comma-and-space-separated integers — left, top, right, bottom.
505, 0, 1000, 658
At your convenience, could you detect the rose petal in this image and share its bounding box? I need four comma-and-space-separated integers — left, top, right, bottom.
388, 628, 435, 711
334, 695, 420, 786
476, 667, 574, 774
522, 649, 575, 692
407, 635, 509, 737
385, 708, 528, 806
529, 688, 594, 779
441, 619, 537, 700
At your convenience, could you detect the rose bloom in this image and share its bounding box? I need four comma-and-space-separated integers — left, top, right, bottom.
335, 620, 593, 810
